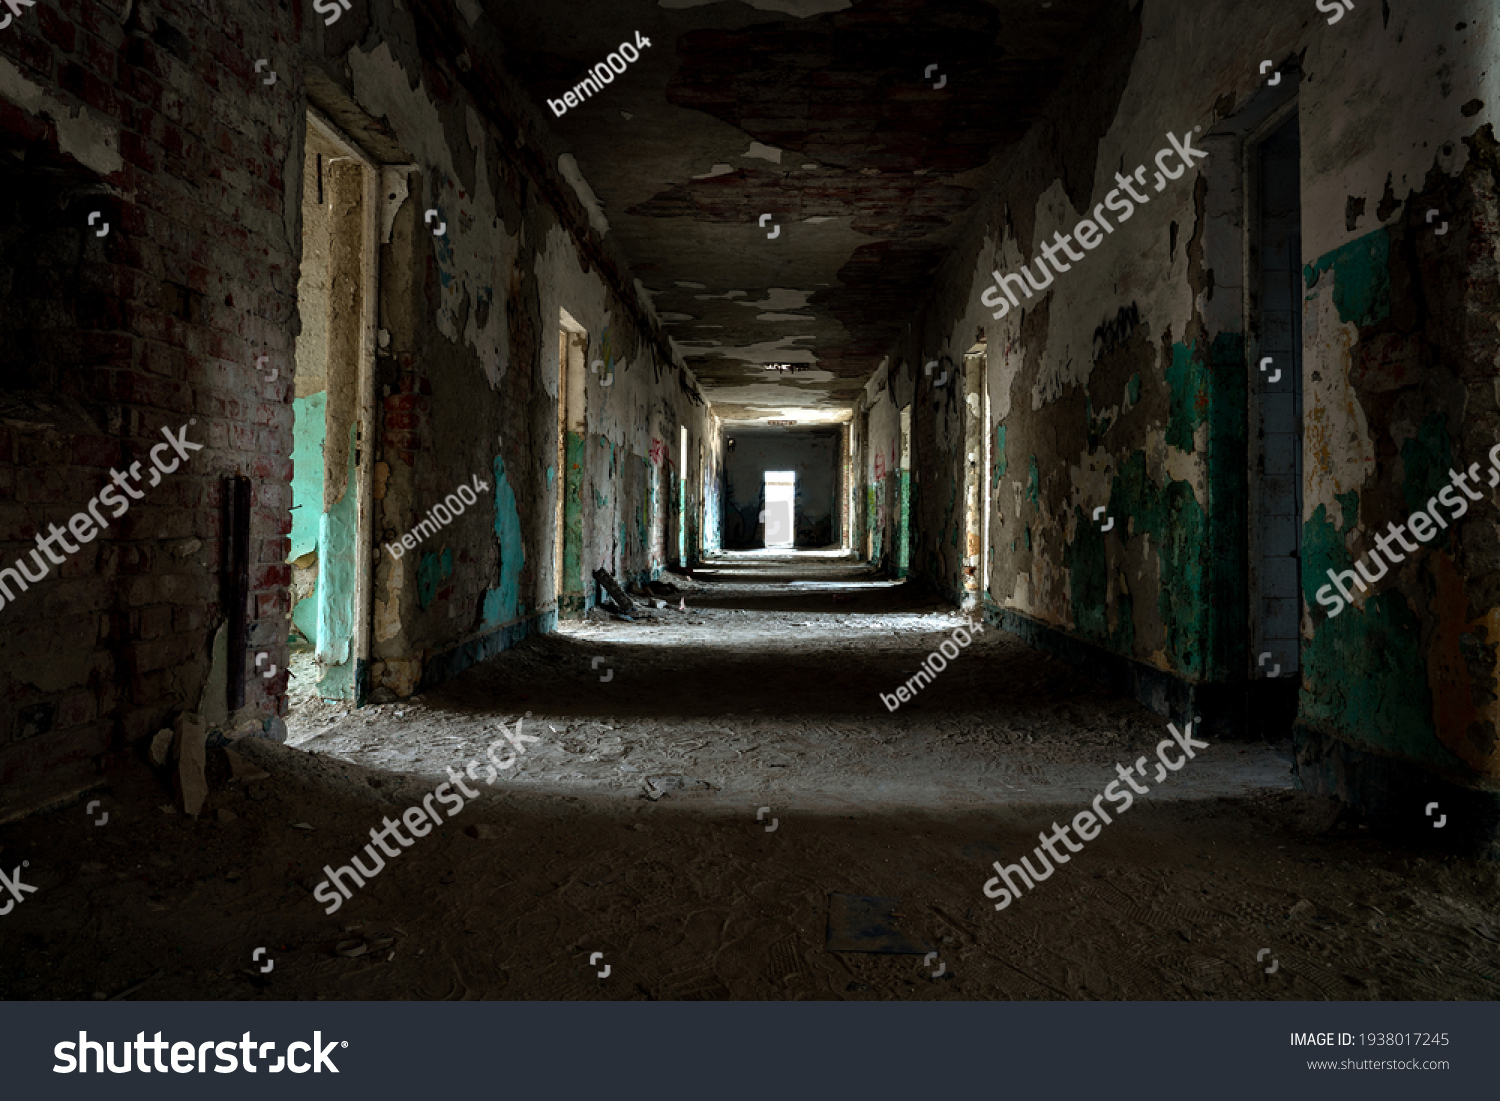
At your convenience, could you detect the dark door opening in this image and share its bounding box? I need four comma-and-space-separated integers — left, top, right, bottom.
1249, 110, 1303, 735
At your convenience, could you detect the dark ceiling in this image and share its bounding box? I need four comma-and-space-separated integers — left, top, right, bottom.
489, 0, 1116, 423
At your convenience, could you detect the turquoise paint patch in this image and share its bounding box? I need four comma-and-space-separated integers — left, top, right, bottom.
315, 422, 358, 694
481, 588, 505, 628
1104, 450, 1210, 676
1126, 373, 1140, 406
993, 424, 1007, 489
1025, 456, 1040, 506
1337, 489, 1359, 530
1305, 228, 1391, 327
1062, 504, 1135, 655
1164, 340, 1208, 452
546, 465, 555, 486
1400, 414, 1455, 547
1300, 503, 1446, 766
417, 547, 454, 610
291, 585, 318, 643
288, 392, 327, 560
314, 426, 356, 659
482, 454, 526, 628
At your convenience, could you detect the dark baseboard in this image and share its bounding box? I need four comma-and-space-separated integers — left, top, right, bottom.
986, 606, 1268, 741
1294, 723, 1500, 862
418, 609, 558, 692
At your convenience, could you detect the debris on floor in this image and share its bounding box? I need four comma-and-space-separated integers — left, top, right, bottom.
592, 567, 636, 614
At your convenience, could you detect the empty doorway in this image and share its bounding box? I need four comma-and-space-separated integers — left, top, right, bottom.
896, 404, 911, 578
763, 471, 795, 549
963, 348, 988, 609
287, 111, 378, 706
1248, 108, 1303, 730
556, 310, 588, 615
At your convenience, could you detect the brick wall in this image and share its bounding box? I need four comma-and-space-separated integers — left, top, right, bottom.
0, 0, 300, 815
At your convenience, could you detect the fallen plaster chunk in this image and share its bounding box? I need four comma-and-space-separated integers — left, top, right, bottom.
224, 747, 271, 783
171, 713, 208, 818
149, 728, 173, 767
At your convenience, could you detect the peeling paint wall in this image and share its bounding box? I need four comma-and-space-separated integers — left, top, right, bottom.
325, 6, 713, 694
852, 0, 1500, 833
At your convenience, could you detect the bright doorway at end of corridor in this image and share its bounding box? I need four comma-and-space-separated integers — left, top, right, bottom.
762, 471, 795, 549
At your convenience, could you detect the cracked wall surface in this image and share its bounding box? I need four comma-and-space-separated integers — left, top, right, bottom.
854, 0, 1500, 822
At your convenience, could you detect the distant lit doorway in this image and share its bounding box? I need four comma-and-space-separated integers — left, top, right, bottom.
762, 471, 795, 548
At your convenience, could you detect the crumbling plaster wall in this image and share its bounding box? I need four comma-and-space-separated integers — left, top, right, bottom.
863, 0, 1500, 837
320, 12, 710, 696
1289, 1, 1500, 836
860, 362, 902, 570
0, 0, 306, 816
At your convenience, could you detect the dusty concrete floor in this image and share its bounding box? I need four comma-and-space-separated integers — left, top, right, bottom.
4, 553, 1500, 1001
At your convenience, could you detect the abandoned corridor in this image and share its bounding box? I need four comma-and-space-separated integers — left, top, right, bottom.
3, 554, 1496, 1001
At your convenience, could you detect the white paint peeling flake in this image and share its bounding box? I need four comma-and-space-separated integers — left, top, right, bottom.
739, 288, 812, 312
557, 153, 610, 237
691, 163, 735, 179
350, 46, 523, 386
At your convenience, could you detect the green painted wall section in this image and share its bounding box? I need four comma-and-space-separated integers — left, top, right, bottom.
1400, 413, 1455, 535
1123, 450, 1208, 676
1063, 448, 1208, 678
314, 422, 358, 697
1063, 502, 1134, 656
1297, 226, 1451, 765
562, 431, 584, 601
1300, 503, 1446, 766
1163, 339, 1208, 453
992, 424, 1007, 488
289, 392, 326, 650
1065, 333, 1245, 681
1305, 228, 1392, 327
291, 589, 319, 643
289, 392, 326, 560
482, 453, 526, 628
1025, 456, 1040, 506
417, 547, 453, 610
